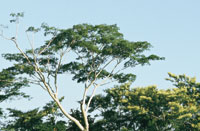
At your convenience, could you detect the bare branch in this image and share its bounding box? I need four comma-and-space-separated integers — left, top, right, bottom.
30, 81, 47, 91
46, 56, 52, 88
99, 79, 118, 86
0, 31, 33, 66
110, 59, 122, 74
54, 51, 64, 95
15, 20, 19, 39
26, 32, 54, 94
26, 32, 34, 50
114, 66, 127, 75
38, 37, 55, 56
0, 32, 11, 40
12, 40, 33, 65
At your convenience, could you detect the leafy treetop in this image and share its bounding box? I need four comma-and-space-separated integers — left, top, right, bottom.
3, 24, 164, 84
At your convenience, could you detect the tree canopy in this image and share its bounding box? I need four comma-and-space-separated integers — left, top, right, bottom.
1, 73, 200, 130
0, 13, 164, 131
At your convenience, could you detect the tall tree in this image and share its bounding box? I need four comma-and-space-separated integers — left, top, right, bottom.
0, 13, 164, 130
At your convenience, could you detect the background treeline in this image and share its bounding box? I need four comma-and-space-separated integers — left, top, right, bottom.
1, 73, 200, 131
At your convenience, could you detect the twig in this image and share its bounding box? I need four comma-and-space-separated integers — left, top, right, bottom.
38, 37, 55, 56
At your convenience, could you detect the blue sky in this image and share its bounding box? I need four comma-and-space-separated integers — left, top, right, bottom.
1, 0, 200, 113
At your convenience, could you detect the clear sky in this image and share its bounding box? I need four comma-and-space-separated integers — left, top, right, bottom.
1, 0, 200, 115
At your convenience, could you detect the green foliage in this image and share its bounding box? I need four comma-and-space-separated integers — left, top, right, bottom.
2, 99, 67, 131
26, 26, 40, 33
2, 23, 164, 85
0, 68, 29, 102
9, 12, 24, 23
51, 24, 164, 83
0, 66, 29, 123
5, 108, 44, 130
41, 23, 59, 36
88, 74, 200, 130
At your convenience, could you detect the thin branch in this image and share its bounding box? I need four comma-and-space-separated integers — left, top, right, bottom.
85, 59, 121, 112
46, 56, 52, 88
99, 79, 118, 86
1, 18, 33, 67
86, 57, 116, 90
26, 32, 34, 50
54, 51, 64, 95
53, 46, 71, 97
0, 32, 11, 40
12, 40, 32, 65
28, 44, 55, 95
31, 73, 41, 81
74, 50, 86, 64
7, 18, 33, 67
110, 59, 122, 74
82, 58, 118, 115
114, 66, 127, 75
96, 57, 115, 76
15, 20, 19, 40
27, 32, 55, 94
38, 37, 55, 56
31, 81, 47, 91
